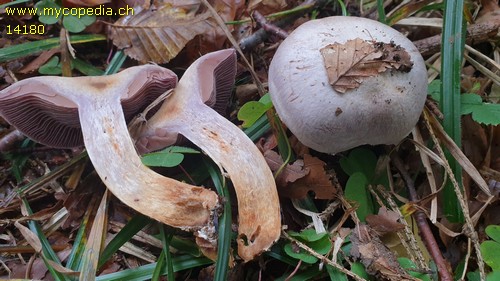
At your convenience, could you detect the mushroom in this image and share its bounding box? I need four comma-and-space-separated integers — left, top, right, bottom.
0, 65, 220, 234
268, 16, 428, 154
136, 49, 281, 261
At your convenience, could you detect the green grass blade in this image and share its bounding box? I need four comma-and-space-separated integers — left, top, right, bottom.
0, 34, 106, 63
96, 255, 212, 281
21, 198, 69, 281
98, 214, 152, 269
158, 225, 174, 281
440, 0, 466, 222
377, 0, 386, 24
104, 50, 127, 75
205, 159, 232, 281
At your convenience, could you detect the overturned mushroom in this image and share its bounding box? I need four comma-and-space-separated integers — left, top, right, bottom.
268, 16, 428, 154
136, 49, 281, 261
0, 65, 219, 234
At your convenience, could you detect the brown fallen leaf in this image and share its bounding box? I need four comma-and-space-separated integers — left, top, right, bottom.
320, 38, 413, 93
109, 2, 217, 63
286, 154, 337, 199
365, 206, 405, 235
350, 224, 415, 280
264, 150, 309, 187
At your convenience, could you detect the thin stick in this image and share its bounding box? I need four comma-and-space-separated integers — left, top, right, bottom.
390, 154, 453, 281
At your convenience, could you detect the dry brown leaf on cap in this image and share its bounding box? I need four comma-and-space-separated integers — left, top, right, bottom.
320, 38, 413, 93
109, 2, 217, 63
286, 154, 337, 199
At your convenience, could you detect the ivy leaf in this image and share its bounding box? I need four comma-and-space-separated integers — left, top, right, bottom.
141, 146, 200, 168
461, 93, 500, 125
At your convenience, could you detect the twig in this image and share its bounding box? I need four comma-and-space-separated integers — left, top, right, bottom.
0, 129, 25, 152
239, 0, 329, 52
414, 20, 500, 56
390, 154, 453, 281
423, 108, 487, 280
252, 11, 289, 39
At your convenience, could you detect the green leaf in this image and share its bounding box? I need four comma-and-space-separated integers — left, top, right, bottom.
486, 225, 500, 243
38, 56, 63, 75
398, 257, 431, 281
289, 229, 328, 242
487, 272, 500, 281
141, 146, 200, 168
63, 14, 96, 33
237, 101, 273, 128
35, 0, 61, 25
461, 94, 500, 125
481, 241, 500, 271
350, 262, 370, 279
284, 230, 331, 264
283, 243, 318, 264
467, 271, 481, 281
344, 172, 373, 222
339, 148, 377, 180
428, 80, 441, 102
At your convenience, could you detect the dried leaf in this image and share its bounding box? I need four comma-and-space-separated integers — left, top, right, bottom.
286, 154, 336, 199
247, 0, 287, 14
350, 224, 411, 280
264, 150, 309, 187
365, 207, 405, 235
14, 221, 42, 253
109, 3, 217, 63
320, 38, 413, 93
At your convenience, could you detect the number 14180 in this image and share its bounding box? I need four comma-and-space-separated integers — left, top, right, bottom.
6, 25, 45, 35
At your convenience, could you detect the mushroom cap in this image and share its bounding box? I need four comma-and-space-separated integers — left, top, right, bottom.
135, 49, 237, 153
268, 16, 428, 154
0, 65, 177, 148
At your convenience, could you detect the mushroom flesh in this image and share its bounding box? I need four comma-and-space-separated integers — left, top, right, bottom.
136, 49, 281, 261
0, 65, 220, 234
268, 16, 428, 154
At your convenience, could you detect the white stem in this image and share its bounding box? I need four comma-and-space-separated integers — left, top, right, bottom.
77, 94, 219, 231
146, 98, 280, 261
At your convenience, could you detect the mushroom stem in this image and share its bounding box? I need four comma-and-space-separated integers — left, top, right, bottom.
76, 93, 219, 231
138, 50, 281, 261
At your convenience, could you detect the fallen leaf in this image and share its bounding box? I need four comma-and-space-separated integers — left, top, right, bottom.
109, 2, 217, 63
366, 207, 405, 235
286, 154, 337, 199
350, 224, 412, 280
320, 38, 413, 93
264, 150, 309, 187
